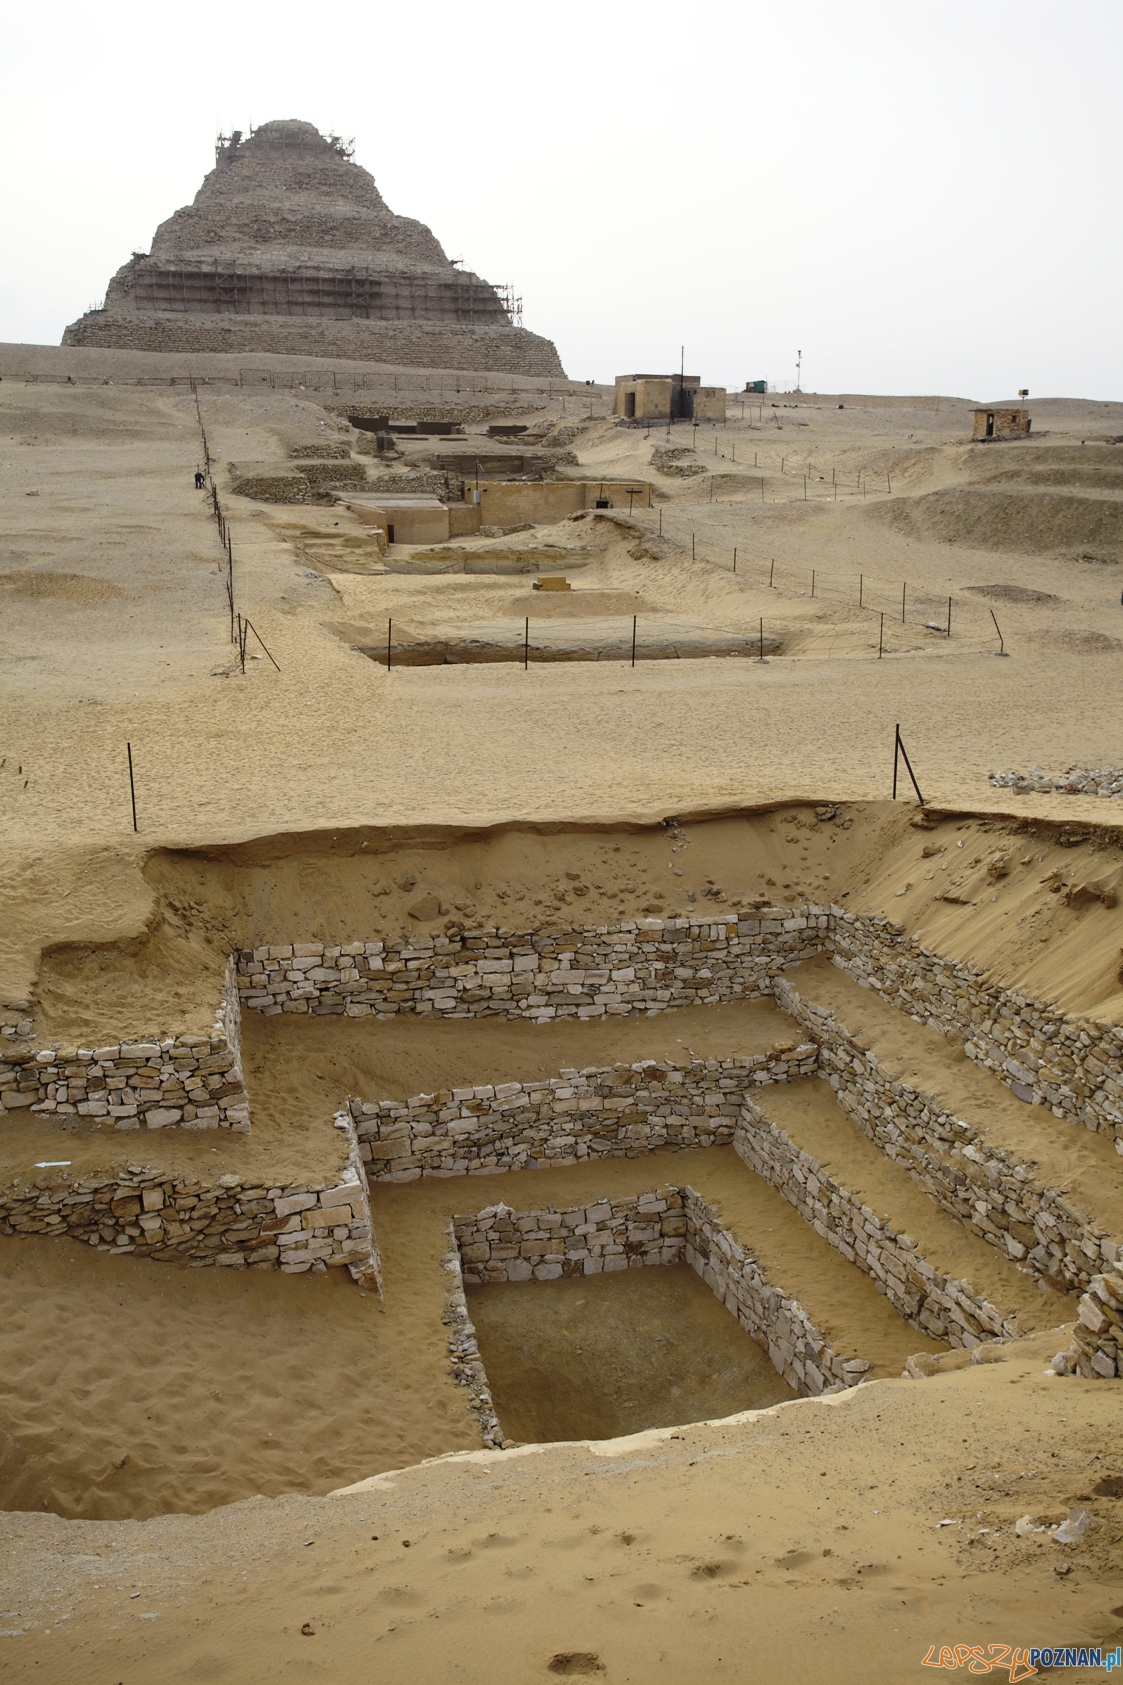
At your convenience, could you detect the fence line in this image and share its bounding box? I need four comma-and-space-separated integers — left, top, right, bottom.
647, 511, 999, 654
193, 387, 235, 646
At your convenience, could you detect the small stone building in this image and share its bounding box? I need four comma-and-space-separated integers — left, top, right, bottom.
973, 405, 1031, 441
614, 374, 726, 424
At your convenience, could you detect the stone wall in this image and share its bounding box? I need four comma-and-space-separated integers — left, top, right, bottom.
1074, 1264, 1123, 1378
0, 1113, 379, 1288
352, 1044, 817, 1182
830, 910, 1123, 1146
0, 961, 249, 1131
684, 1187, 872, 1397
734, 1099, 1018, 1348
454, 1186, 871, 1401
454, 1186, 687, 1284
234, 910, 831, 1022
774, 976, 1118, 1293
442, 1224, 503, 1447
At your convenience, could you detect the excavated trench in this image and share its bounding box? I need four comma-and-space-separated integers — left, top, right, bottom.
3, 803, 1123, 1518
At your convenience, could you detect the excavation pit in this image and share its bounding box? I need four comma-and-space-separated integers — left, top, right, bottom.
464, 1263, 794, 1444
5, 804, 1123, 1528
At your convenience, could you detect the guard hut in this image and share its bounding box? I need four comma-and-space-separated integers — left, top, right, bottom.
973, 404, 1031, 441
614, 374, 726, 424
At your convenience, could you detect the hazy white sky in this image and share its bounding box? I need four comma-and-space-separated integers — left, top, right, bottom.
2, 0, 1119, 399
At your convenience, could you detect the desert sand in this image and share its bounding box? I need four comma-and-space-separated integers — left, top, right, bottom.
4, 353, 1123, 1682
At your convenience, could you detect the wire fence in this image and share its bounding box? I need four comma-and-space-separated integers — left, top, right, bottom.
193, 392, 234, 644
641, 509, 1004, 656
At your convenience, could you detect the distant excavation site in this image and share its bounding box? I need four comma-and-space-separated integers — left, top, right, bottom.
4, 106, 1123, 1685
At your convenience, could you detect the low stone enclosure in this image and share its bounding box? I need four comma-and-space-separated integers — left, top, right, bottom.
3, 902, 1123, 1378
447, 1186, 873, 1444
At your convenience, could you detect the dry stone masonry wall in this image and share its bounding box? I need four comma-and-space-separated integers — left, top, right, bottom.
442, 1225, 504, 1447
734, 1100, 1019, 1348
774, 976, 1118, 1294
454, 1186, 687, 1284
234, 911, 831, 1022
831, 910, 1123, 1146
10, 902, 1123, 1367
683, 1187, 872, 1397
0, 1116, 380, 1289
453, 1186, 870, 1404
352, 1045, 817, 1182
1074, 1265, 1123, 1378
0, 962, 249, 1131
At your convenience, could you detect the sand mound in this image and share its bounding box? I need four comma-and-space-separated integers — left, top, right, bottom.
970, 444, 1123, 492
1026, 628, 1123, 655
0, 570, 125, 606
965, 583, 1061, 604
494, 589, 659, 620
865, 486, 1123, 557
0, 404, 175, 442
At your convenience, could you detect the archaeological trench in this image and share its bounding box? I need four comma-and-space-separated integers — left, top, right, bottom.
3, 803, 1122, 1520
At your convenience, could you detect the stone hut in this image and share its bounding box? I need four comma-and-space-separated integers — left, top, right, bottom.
613, 373, 726, 424
972, 404, 1031, 441
63, 120, 564, 377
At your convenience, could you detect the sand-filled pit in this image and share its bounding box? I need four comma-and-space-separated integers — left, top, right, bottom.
466, 1264, 793, 1443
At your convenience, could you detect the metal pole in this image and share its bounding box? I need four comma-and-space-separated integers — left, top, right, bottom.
759, 618, 764, 661
524, 616, 529, 669
126, 742, 138, 833
895, 726, 926, 804
879, 612, 884, 659
947, 596, 952, 638
387, 617, 392, 671
692, 533, 695, 559
990, 608, 1006, 654
631, 614, 637, 668
244, 619, 280, 671
901, 581, 907, 623
859, 573, 863, 608
892, 725, 900, 799
811, 569, 815, 598
733, 547, 737, 574
769, 558, 775, 588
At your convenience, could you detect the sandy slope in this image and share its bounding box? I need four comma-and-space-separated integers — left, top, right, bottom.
2, 1342, 1122, 1685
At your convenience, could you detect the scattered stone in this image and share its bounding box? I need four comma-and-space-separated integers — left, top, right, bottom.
989, 765, 1123, 799
407, 894, 442, 921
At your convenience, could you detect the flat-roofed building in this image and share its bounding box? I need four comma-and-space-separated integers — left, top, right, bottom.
614, 374, 726, 424
973, 404, 1031, 441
